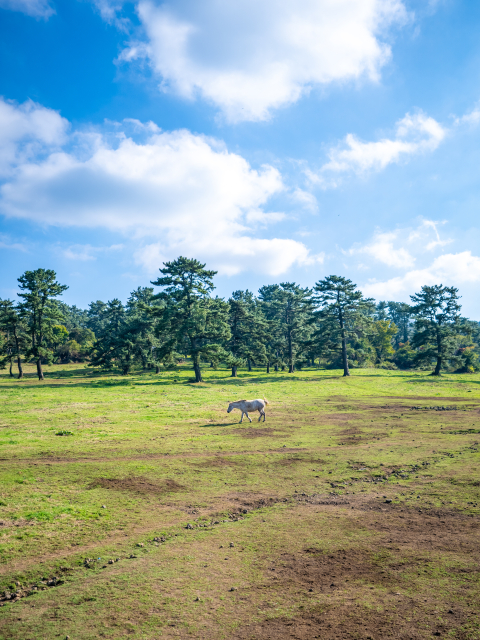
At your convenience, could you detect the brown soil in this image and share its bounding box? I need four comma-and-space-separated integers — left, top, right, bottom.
87, 476, 184, 495
233, 602, 472, 639
230, 427, 286, 438
0, 448, 307, 465
339, 427, 363, 435
362, 504, 480, 553
233, 505, 480, 640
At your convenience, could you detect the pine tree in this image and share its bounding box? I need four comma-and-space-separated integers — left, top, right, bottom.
151, 257, 230, 382
89, 298, 151, 375
258, 283, 312, 373
312, 276, 374, 376
387, 301, 412, 347
226, 291, 267, 376
126, 287, 162, 371
410, 284, 464, 375
17, 269, 68, 380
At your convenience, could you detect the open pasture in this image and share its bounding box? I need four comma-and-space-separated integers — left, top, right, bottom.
0, 364, 479, 639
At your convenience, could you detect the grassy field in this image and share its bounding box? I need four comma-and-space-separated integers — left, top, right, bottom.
0, 363, 479, 639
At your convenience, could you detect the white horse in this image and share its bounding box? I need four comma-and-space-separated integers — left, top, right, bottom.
227, 398, 268, 423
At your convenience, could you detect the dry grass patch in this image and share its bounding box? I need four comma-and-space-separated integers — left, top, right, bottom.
87, 476, 184, 495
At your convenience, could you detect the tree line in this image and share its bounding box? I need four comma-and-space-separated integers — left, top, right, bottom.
1, 257, 479, 381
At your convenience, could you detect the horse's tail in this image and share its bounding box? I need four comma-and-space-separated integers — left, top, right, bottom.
263, 397, 269, 405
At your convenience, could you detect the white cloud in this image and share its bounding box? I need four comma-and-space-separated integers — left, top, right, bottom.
0, 0, 54, 18
62, 243, 124, 261
0, 98, 68, 177
362, 251, 480, 299
0, 101, 317, 277
291, 188, 319, 214
311, 111, 446, 186
349, 230, 415, 268
0, 233, 28, 252
136, 238, 323, 277
90, 0, 130, 31
119, 0, 409, 122
454, 104, 480, 127
348, 219, 453, 276
408, 219, 451, 251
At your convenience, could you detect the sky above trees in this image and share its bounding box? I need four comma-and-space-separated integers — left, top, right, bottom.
1, 0, 480, 316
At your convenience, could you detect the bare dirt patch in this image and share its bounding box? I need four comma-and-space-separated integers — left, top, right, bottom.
339, 426, 363, 436
230, 427, 285, 438
233, 602, 473, 640
361, 504, 480, 553
87, 476, 184, 495
233, 536, 478, 639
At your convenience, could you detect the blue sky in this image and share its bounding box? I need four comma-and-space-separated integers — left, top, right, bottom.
1, 0, 480, 317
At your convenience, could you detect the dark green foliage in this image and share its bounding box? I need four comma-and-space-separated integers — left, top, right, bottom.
86, 300, 110, 337
4, 259, 480, 380
387, 301, 412, 347
0, 299, 29, 378
226, 290, 267, 376
258, 283, 312, 373
17, 269, 68, 380
55, 302, 89, 330
410, 284, 465, 375
151, 257, 230, 382
88, 298, 146, 375
393, 342, 417, 369
312, 276, 375, 376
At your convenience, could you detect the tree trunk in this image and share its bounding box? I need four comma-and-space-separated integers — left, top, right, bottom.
17, 356, 23, 379
288, 329, 294, 373
432, 328, 442, 376
194, 361, 203, 382
193, 354, 203, 382
266, 361, 270, 374
274, 364, 278, 372
9, 358, 13, 378
36, 358, 44, 381
247, 359, 252, 372
339, 308, 350, 376
433, 356, 442, 376
231, 365, 237, 377
155, 365, 159, 374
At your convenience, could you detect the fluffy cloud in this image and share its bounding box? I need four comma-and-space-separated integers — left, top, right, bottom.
348, 230, 415, 268
348, 220, 452, 271
0, 100, 318, 276
454, 104, 480, 127
119, 0, 408, 122
311, 111, 445, 186
0, 0, 54, 18
0, 98, 68, 177
136, 237, 322, 277
362, 251, 480, 299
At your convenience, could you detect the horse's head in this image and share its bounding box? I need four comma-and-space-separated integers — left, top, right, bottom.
227, 402, 233, 413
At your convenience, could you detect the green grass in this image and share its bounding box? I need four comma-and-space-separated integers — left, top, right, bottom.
0, 362, 479, 639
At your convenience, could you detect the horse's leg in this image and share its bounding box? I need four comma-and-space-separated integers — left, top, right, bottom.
245, 412, 252, 423
263, 410, 266, 422
258, 410, 262, 422
240, 411, 244, 423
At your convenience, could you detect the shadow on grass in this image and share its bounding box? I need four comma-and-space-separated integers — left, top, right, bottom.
198, 422, 232, 428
